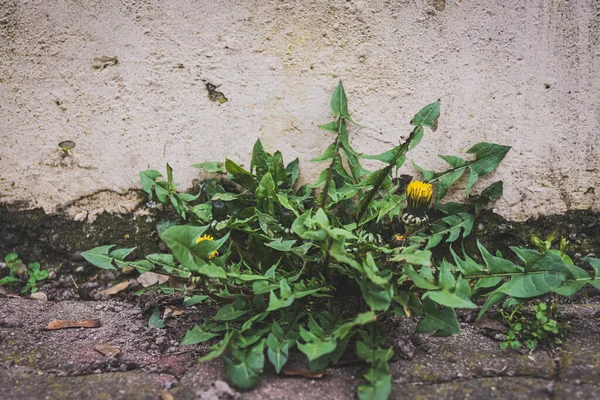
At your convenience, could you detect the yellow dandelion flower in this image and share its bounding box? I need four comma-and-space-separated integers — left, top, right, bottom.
402, 181, 433, 227
196, 234, 219, 259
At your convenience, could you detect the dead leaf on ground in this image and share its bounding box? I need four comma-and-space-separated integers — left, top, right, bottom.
137, 272, 170, 288
0, 286, 20, 298
475, 318, 509, 334
43, 319, 102, 330
281, 368, 324, 379
160, 389, 175, 400
94, 343, 121, 356
98, 280, 132, 295
162, 306, 182, 319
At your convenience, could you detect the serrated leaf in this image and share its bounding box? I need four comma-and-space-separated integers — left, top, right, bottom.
213, 303, 250, 321
199, 331, 233, 362
267, 290, 295, 311
225, 340, 266, 391
181, 325, 219, 345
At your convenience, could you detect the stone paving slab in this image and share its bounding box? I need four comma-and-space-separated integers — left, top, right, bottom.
2, 299, 600, 399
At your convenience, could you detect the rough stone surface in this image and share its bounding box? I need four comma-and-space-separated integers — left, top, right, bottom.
2, 299, 600, 399
1, 1, 599, 220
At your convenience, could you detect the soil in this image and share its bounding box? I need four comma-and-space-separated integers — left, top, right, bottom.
1, 205, 600, 399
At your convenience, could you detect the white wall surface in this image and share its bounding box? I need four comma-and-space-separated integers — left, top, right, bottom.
1, 0, 598, 221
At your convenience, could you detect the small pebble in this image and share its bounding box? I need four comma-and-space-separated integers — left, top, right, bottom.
119, 363, 128, 372
30, 292, 48, 301
155, 337, 166, 345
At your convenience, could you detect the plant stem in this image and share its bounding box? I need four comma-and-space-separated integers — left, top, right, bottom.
319, 119, 344, 209
356, 128, 418, 223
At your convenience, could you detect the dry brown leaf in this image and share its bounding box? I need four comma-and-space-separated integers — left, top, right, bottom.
94, 343, 121, 356
0, 286, 20, 298
98, 280, 131, 295
162, 307, 182, 319
160, 389, 175, 400
43, 319, 102, 330
475, 318, 509, 334
281, 368, 324, 379
137, 272, 170, 288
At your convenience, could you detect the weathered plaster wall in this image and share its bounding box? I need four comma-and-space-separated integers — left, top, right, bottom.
1, 0, 598, 221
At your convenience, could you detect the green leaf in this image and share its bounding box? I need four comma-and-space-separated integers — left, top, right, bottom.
264, 238, 297, 252
213, 303, 250, 321
311, 143, 337, 162
297, 331, 337, 361
403, 266, 439, 290
477, 241, 521, 274
148, 308, 166, 329
140, 170, 163, 194
391, 248, 432, 267
225, 340, 265, 391
0, 276, 21, 285
330, 80, 350, 121
359, 280, 393, 312
211, 192, 240, 201
192, 233, 230, 260
160, 225, 209, 269
409, 126, 425, 151
225, 159, 257, 191
266, 322, 289, 373
183, 295, 208, 307
192, 162, 224, 173
81, 245, 116, 270
181, 325, 219, 345
276, 194, 299, 217
416, 298, 460, 336
335, 312, 376, 339
285, 158, 300, 187
426, 212, 474, 250
423, 290, 477, 309
193, 262, 227, 279
256, 210, 283, 236
109, 247, 136, 261
410, 100, 441, 130
270, 151, 288, 185
251, 139, 271, 179
357, 366, 392, 400
5, 253, 19, 263
256, 172, 276, 214
267, 290, 295, 311
199, 331, 234, 361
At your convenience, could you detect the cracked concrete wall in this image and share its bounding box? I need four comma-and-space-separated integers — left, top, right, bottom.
1, 0, 598, 221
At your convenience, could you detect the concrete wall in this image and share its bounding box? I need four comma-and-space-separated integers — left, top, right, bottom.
1, 0, 598, 221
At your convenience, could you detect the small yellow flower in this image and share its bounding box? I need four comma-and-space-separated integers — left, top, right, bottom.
402, 181, 433, 226
196, 234, 219, 259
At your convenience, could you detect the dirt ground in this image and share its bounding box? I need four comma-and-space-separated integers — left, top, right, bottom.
1, 206, 600, 399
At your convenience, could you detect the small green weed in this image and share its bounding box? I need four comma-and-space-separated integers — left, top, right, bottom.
0, 253, 49, 294
500, 301, 567, 350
